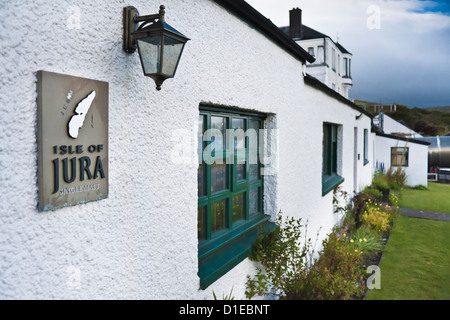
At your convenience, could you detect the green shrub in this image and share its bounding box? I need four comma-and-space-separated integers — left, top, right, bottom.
410, 184, 427, 191
388, 181, 401, 191
343, 226, 385, 255
246, 212, 314, 300
360, 202, 391, 232
213, 287, 235, 300
388, 192, 399, 207
246, 213, 365, 300
361, 186, 382, 199
290, 233, 365, 300
343, 192, 370, 232
372, 176, 390, 191
387, 167, 407, 189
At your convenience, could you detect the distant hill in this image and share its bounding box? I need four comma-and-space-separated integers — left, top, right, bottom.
354, 100, 450, 136
388, 104, 450, 136
426, 106, 450, 114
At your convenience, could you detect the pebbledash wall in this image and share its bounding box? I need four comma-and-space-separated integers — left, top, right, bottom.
0, 0, 373, 299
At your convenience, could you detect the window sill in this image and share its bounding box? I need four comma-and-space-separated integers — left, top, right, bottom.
198, 214, 274, 290
322, 174, 344, 196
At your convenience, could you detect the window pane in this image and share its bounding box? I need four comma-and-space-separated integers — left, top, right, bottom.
198, 164, 204, 197
137, 37, 161, 74
248, 119, 260, 177
332, 125, 338, 173
318, 46, 324, 64
198, 115, 204, 154
236, 164, 246, 181
198, 206, 206, 240
211, 163, 227, 193
392, 148, 408, 166
162, 36, 185, 76
364, 129, 368, 161
232, 118, 245, 149
212, 200, 227, 234
211, 116, 226, 152
249, 188, 260, 216
349, 59, 351, 77
323, 124, 330, 174
232, 193, 245, 223
332, 48, 336, 69
392, 155, 402, 166
248, 119, 259, 151
344, 58, 348, 76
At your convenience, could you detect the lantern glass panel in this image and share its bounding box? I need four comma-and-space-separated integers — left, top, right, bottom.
137, 36, 162, 75
162, 35, 185, 76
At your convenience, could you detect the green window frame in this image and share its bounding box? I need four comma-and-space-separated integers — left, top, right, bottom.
197, 106, 271, 289
391, 147, 409, 167
363, 129, 369, 166
322, 122, 344, 196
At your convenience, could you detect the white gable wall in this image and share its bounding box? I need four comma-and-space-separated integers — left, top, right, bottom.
375, 135, 428, 187
376, 114, 423, 138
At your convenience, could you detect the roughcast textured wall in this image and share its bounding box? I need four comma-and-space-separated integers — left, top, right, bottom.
0, 0, 372, 299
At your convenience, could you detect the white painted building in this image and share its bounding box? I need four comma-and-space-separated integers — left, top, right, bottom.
0, 0, 373, 300
370, 112, 429, 187
281, 8, 353, 99
374, 113, 423, 138
374, 133, 429, 187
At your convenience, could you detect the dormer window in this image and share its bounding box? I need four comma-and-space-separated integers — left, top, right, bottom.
308, 47, 315, 57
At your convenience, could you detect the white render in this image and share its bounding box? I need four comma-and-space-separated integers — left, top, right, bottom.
374, 135, 428, 187
296, 38, 353, 99
374, 113, 423, 138
0, 0, 373, 299
294, 83, 373, 236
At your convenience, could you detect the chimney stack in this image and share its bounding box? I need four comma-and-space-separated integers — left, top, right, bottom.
289, 8, 302, 40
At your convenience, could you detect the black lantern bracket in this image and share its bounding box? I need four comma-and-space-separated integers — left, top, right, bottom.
123, 5, 190, 90
123, 5, 161, 54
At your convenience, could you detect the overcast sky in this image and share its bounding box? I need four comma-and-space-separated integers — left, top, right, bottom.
245, 0, 450, 108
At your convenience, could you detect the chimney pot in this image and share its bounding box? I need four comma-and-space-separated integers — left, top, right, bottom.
289, 8, 302, 39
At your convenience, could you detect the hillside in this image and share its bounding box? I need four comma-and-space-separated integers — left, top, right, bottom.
426, 106, 450, 114
353, 100, 450, 136
389, 104, 450, 136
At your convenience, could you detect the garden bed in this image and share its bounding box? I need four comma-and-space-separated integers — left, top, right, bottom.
245, 169, 403, 300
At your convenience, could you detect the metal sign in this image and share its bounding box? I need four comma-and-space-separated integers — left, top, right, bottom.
37, 71, 109, 211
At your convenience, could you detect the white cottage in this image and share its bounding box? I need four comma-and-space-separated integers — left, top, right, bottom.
0, 0, 373, 299
371, 114, 429, 187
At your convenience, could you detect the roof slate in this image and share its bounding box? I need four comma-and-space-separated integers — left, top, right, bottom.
280, 25, 352, 55
213, 0, 315, 63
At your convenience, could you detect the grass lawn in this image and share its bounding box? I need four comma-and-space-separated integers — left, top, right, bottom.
399, 182, 450, 214
365, 215, 450, 300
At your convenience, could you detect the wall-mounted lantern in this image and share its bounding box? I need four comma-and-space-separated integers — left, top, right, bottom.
123, 5, 190, 90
